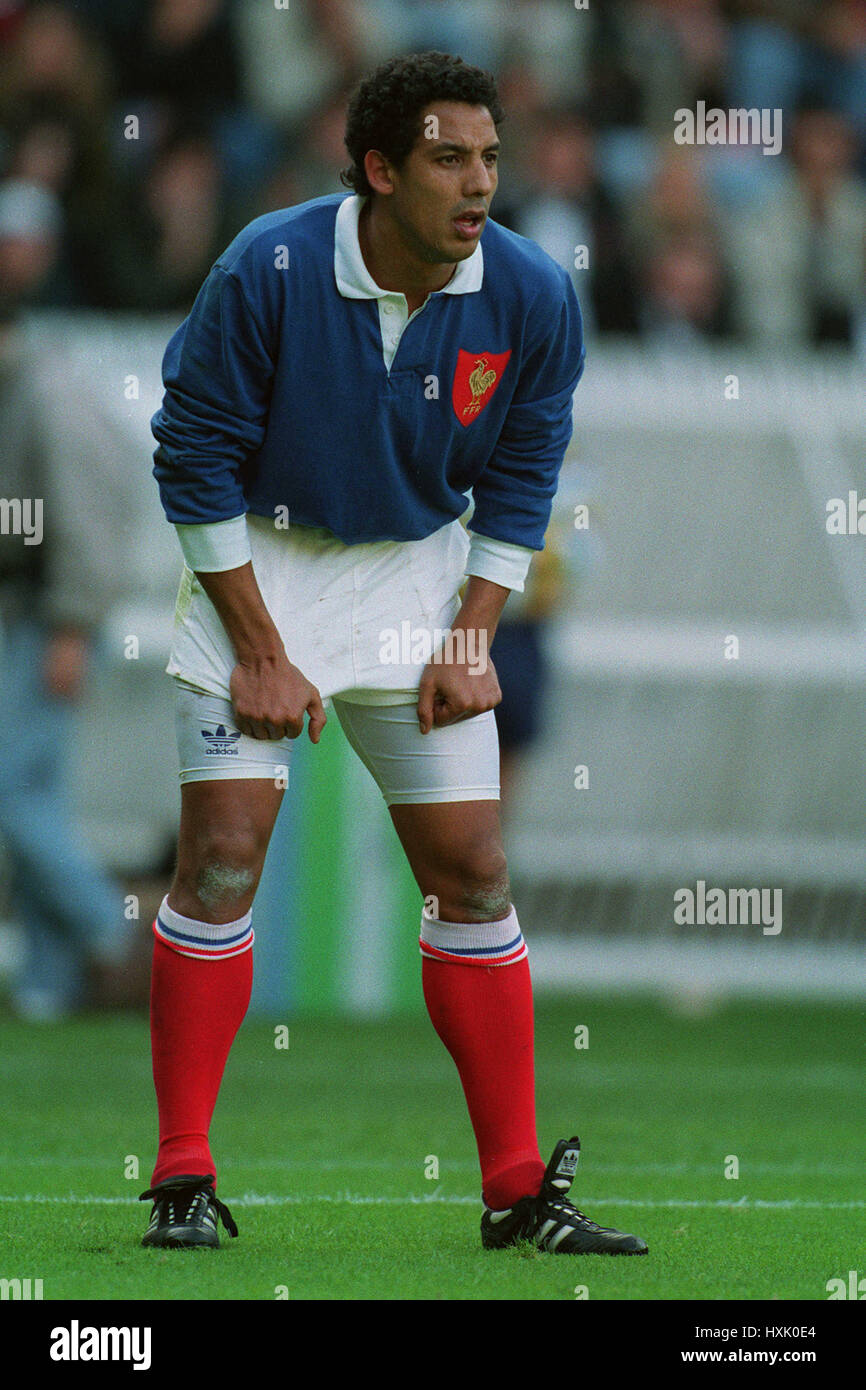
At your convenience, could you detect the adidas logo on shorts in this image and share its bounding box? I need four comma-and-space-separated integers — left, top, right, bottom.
201, 725, 242, 755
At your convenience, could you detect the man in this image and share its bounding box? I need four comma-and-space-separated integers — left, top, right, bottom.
0, 183, 136, 1019
141, 52, 647, 1258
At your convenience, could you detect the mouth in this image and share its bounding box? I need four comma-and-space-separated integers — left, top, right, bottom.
452, 209, 486, 240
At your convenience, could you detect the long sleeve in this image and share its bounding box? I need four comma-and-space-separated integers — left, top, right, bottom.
469, 270, 585, 552
465, 533, 535, 591
152, 263, 276, 526
174, 516, 253, 572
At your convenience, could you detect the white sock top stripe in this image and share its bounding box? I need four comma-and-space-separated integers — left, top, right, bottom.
155, 895, 253, 949
419, 906, 524, 960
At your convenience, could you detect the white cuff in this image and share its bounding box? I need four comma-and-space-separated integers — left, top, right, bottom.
175, 516, 252, 572
465, 533, 535, 592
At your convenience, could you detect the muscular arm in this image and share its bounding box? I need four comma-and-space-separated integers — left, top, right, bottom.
197, 563, 326, 743
417, 272, 583, 732
416, 574, 509, 735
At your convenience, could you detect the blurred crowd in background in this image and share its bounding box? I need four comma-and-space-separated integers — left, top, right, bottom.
1, 0, 865, 1018
0, 0, 865, 351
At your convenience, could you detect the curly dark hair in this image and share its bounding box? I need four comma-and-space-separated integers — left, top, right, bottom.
342, 51, 504, 197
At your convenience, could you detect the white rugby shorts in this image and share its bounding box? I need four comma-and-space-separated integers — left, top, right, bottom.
168, 516, 500, 804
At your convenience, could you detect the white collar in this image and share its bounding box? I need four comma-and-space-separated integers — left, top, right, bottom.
334, 194, 484, 301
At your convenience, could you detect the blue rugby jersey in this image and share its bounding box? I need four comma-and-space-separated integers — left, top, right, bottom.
152, 193, 585, 564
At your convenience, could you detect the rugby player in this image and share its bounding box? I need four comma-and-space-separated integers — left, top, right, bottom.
140, 51, 647, 1258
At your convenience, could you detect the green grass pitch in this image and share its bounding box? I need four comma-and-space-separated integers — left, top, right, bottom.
0, 996, 863, 1301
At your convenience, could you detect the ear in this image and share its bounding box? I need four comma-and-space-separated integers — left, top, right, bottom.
363, 149, 396, 196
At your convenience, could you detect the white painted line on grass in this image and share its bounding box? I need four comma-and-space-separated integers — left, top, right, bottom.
0, 1193, 864, 1211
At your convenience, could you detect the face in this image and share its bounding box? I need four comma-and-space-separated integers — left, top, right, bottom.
374, 101, 499, 264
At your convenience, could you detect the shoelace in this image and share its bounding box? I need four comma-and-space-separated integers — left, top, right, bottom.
138, 1182, 239, 1238
539, 1189, 602, 1232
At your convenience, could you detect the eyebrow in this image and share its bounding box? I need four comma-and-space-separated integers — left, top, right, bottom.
428, 141, 501, 155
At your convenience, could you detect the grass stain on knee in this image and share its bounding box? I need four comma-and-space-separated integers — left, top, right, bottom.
458, 875, 512, 922
197, 861, 256, 912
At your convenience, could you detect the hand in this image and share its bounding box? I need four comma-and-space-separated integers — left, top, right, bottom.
416, 646, 501, 735
230, 650, 327, 743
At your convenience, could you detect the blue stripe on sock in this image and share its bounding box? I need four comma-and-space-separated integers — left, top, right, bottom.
156, 916, 251, 949
421, 932, 523, 957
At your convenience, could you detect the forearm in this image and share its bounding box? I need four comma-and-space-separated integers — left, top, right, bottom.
417, 574, 506, 732
196, 563, 283, 663
452, 574, 511, 643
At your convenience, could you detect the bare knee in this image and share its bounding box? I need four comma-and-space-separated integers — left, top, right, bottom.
430, 842, 511, 922
459, 850, 511, 920
196, 858, 257, 913
175, 826, 266, 920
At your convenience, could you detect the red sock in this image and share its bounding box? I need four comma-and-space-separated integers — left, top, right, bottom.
422, 951, 545, 1210
149, 935, 252, 1188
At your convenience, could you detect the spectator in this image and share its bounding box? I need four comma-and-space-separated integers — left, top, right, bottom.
491, 477, 602, 811
0, 298, 139, 1019
810, 2, 866, 159
504, 1, 591, 106
0, 0, 857, 344
491, 534, 569, 813
640, 234, 727, 344
234, 0, 370, 130
0, 1, 112, 124
623, 146, 730, 341
358, 0, 504, 74
627, 146, 719, 257
726, 106, 866, 347
509, 109, 639, 336
292, 86, 357, 202
115, 0, 242, 122
248, 155, 306, 225
5, 95, 122, 305
110, 123, 239, 313
593, 0, 728, 134
0, 176, 68, 311
726, 0, 811, 114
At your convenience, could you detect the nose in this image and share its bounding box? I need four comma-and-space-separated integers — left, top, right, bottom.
463, 155, 496, 198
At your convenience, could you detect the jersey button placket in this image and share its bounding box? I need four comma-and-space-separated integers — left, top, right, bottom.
380, 296, 408, 372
